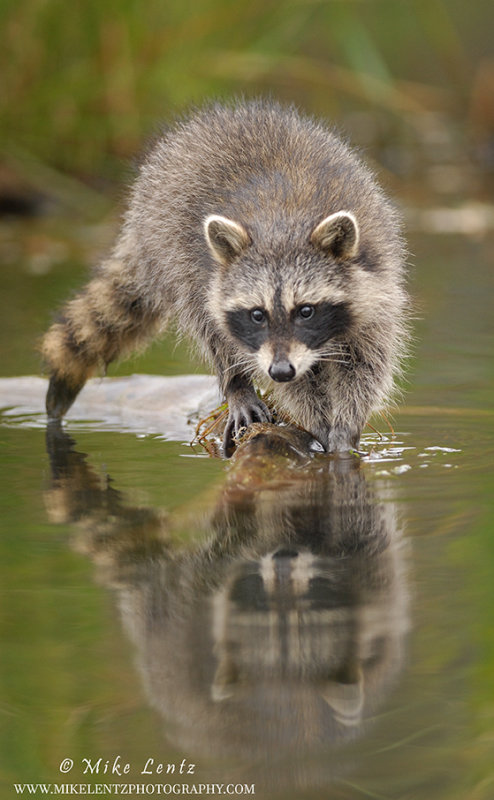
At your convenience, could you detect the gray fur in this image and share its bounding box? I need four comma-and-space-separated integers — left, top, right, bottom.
42, 99, 409, 453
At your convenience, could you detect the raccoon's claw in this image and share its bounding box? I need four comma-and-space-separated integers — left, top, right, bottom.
223, 396, 272, 458
46, 374, 84, 421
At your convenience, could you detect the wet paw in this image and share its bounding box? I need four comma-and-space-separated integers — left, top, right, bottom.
222, 394, 272, 457
46, 374, 85, 420
326, 425, 360, 454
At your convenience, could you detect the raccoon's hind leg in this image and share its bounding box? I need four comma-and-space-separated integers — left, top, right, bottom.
220, 372, 272, 458
42, 259, 160, 420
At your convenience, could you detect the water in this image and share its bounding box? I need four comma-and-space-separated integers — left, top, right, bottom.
1, 225, 494, 799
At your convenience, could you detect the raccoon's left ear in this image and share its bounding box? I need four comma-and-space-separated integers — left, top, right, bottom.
204, 214, 251, 267
311, 211, 359, 259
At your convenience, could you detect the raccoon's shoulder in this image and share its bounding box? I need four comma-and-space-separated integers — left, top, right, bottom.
138, 99, 350, 181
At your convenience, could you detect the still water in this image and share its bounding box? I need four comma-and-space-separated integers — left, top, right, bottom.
1, 225, 493, 799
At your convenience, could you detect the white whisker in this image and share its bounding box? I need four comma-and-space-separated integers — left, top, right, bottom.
315, 358, 350, 365
223, 357, 256, 374
316, 345, 347, 353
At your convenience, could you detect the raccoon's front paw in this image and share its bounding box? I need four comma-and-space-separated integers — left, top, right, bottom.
326, 425, 360, 454
223, 393, 272, 457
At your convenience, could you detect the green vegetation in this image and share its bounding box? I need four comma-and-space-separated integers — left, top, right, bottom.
1, 0, 493, 185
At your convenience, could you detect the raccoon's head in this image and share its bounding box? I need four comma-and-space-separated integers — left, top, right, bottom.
204, 212, 359, 382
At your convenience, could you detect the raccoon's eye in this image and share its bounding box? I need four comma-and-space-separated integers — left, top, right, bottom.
250, 308, 266, 324
298, 305, 315, 320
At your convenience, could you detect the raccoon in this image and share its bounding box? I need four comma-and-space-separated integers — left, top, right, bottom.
45, 423, 408, 768
42, 100, 409, 454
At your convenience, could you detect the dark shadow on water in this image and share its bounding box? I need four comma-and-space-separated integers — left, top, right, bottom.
45, 423, 409, 794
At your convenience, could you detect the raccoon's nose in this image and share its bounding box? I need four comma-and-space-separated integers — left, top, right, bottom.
269, 360, 295, 382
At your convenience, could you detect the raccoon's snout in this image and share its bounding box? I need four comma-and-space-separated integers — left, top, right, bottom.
269, 359, 296, 382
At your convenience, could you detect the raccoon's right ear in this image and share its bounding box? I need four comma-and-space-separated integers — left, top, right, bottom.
311, 211, 359, 260
204, 215, 251, 267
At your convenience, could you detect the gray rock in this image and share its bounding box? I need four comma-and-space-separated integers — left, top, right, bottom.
0, 374, 221, 440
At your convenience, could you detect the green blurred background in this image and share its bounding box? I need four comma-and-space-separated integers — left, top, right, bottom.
2, 0, 493, 200
1, 0, 493, 378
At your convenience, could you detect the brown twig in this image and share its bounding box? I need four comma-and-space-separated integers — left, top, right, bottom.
191, 403, 228, 453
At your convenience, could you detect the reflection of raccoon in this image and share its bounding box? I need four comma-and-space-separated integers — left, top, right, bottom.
42, 100, 409, 455
45, 424, 408, 775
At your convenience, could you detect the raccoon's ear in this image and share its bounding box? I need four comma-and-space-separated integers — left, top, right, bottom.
204, 215, 250, 267
311, 211, 359, 259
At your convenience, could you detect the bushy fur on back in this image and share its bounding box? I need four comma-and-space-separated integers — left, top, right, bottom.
42, 99, 409, 453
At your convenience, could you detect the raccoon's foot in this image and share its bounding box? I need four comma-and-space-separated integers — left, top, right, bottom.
326, 424, 360, 454
223, 388, 271, 457
46, 374, 85, 421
